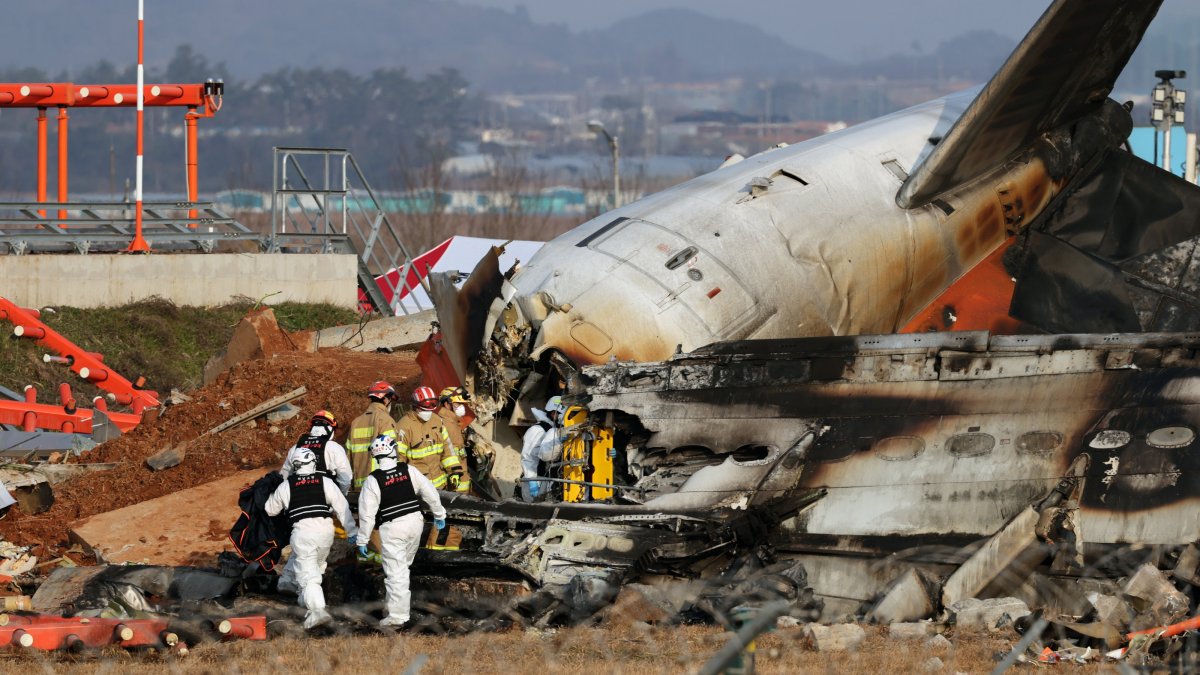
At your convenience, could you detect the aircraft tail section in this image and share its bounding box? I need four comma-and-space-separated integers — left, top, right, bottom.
897, 0, 1163, 209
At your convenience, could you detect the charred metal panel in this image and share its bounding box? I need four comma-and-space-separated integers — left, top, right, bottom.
582, 332, 1200, 544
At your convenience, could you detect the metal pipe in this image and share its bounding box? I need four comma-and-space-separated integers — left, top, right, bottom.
127, 1, 149, 252
36, 108, 47, 218
57, 106, 68, 224
13, 325, 45, 339
149, 85, 183, 98
79, 366, 109, 382
20, 85, 52, 99
185, 108, 199, 228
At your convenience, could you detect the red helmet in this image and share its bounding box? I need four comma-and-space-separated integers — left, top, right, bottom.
368, 380, 396, 400
311, 410, 337, 429
412, 386, 439, 411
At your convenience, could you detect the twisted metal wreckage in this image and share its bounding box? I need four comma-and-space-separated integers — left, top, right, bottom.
406, 0, 1200, 636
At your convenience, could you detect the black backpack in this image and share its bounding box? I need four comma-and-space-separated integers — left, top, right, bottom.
228, 471, 290, 572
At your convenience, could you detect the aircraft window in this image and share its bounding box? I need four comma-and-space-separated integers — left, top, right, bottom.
810, 425, 872, 463
731, 445, 773, 463
873, 436, 924, 461
1088, 430, 1130, 449
1016, 431, 1063, 455
946, 432, 995, 457
1147, 426, 1195, 449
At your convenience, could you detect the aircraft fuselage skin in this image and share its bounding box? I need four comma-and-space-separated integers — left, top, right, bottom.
507, 91, 1128, 372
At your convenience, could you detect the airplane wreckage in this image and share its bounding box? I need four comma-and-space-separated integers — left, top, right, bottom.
407, 0, 1200, 627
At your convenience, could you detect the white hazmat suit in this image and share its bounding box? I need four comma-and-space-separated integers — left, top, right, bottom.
520, 407, 561, 500
265, 473, 358, 629
279, 425, 354, 495
276, 426, 355, 594
356, 457, 446, 626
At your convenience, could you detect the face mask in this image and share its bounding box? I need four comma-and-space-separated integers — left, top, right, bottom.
453, 404, 466, 418
416, 410, 433, 422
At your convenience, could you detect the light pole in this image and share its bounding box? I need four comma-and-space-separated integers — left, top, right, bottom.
588, 120, 620, 209
1151, 70, 1186, 174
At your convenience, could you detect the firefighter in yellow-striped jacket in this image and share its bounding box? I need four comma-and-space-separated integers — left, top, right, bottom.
347, 381, 399, 500
397, 386, 466, 492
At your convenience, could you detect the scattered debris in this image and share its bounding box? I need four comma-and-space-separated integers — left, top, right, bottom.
888, 621, 940, 640
1123, 563, 1190, 629
0, 540, 36, 577
145, 444, 186, 471
802, 623, 865, 652
946, 597, 1030, 630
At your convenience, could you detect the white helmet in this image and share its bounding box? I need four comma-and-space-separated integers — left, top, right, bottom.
544, 396, 565, 414
292, 448, 318, 476
370, 435, 398, 462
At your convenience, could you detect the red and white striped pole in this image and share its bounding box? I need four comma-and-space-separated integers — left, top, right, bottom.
127, 0, 150, 252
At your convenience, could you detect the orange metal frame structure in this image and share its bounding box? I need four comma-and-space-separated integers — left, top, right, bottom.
0, 81, 223, 230
0, 614, 267, 651
0, 296, 155, 434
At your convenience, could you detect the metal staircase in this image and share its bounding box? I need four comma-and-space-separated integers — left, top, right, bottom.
270, 147, 425, 316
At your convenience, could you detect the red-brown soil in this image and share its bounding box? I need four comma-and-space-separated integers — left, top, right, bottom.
2, 348, 421, 560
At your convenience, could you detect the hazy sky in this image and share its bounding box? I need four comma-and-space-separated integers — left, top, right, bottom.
460, 0, 1196, 61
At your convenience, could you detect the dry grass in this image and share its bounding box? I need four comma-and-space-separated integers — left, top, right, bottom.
0, 624, 1111, 674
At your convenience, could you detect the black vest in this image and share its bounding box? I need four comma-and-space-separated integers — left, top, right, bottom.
371, 464, 422, 525
296, 432, 332, 479
287, 474, 332, 525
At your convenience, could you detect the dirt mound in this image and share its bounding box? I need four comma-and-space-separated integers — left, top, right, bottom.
1, 348, 421, 558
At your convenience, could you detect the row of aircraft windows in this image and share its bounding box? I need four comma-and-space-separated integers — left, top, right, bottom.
844, 426, 1195, 462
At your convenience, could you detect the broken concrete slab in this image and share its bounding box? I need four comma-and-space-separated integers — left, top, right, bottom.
869, 568, 937, 623
942, 506, 1048, 607
888, 622, 939, 640
947, 597, 1030, 630
69, 472, 258, 566
1172, 544, 1200, 587
202, 308, 298, 385
922, 656, 944, 672
145, 444, 185, 471
305, 309, 435, 353
1123, 563, 1189, 627
926, 634, 953, 651
1087, 592, 1135, 630
803, 623, 865, 652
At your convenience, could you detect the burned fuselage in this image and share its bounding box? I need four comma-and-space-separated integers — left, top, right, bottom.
580, 331, 1200, 547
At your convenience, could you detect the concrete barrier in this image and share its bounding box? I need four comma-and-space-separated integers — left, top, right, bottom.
1, 253, 358, 308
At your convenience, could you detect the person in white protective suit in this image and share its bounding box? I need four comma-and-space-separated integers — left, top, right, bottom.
276, 410, 355, 595
280, 410, 353, 494
520, 395, 564, 501
355, 434, 447, 628
265, 448, 358, 630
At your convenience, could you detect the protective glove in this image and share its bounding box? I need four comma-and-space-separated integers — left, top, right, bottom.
357, 544, 369, 559
528, 481, 540, 499
434, 518, 446, 531
447, 473, 461, 490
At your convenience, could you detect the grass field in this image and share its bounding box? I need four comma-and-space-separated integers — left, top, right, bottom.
0, 297, 359, 398
0, 625, 1110, 674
